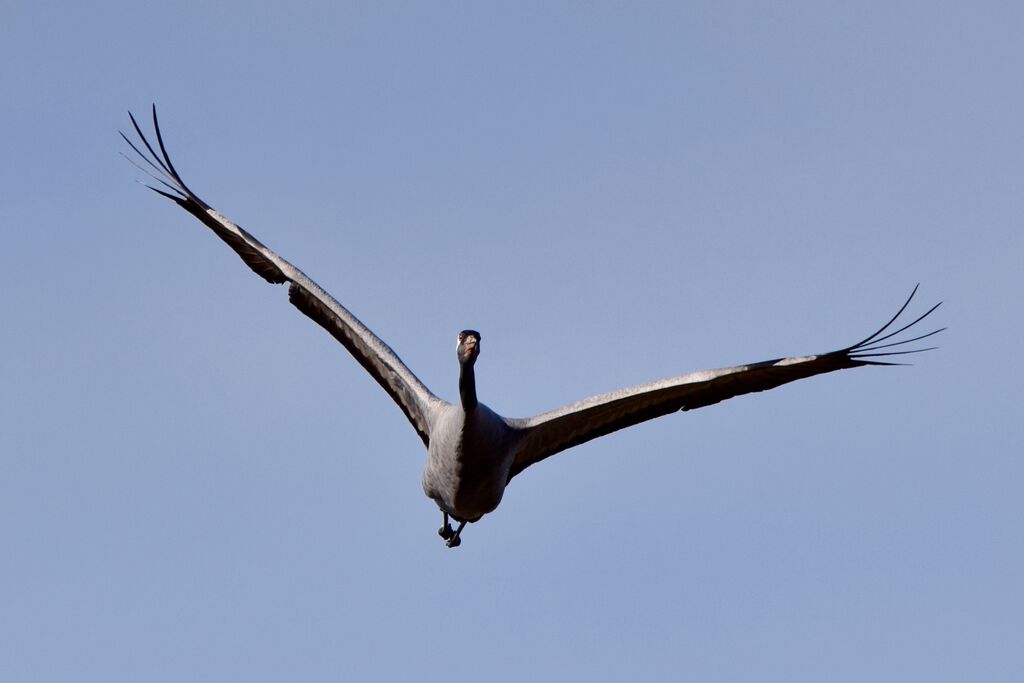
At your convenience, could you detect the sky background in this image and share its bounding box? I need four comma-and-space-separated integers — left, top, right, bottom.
2, 2, 1021, 681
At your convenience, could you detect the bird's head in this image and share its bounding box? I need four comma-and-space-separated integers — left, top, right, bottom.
456, 330, 481, 365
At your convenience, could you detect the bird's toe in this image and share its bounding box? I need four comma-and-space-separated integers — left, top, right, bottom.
438, 525, 453, 540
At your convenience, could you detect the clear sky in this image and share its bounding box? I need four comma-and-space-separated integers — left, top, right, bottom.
2, 2, 1021, 681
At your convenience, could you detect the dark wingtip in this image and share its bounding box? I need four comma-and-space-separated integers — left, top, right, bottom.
122, 105, 211, 209
843, 285, 944, 364
143, 183, 187, 202
850, 284, 920, 350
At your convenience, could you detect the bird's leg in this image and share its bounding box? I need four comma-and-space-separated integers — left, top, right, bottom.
446, 520, 467, 548
438, 511, 454, 540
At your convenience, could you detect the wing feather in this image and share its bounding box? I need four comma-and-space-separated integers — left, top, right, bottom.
123, 106, 440, 446
506, 288, 942, 479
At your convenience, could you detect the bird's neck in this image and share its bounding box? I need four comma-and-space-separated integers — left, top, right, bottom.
459, 363, 478, 411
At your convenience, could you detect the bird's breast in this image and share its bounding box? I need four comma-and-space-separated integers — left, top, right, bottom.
421, 403, 515, 520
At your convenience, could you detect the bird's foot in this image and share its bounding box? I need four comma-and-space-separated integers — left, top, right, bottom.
444, 520, 467, 548
438, 524, 454, 540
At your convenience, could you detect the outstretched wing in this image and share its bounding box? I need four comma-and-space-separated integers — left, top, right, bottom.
122, 106, 442, 446
506, 287, 942, 479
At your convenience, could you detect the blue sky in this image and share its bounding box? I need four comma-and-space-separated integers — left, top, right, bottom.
2, 2, 1021, 681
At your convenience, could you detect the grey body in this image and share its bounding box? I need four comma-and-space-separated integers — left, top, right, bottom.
422, 402, 516, 522
123, 107, 942, 545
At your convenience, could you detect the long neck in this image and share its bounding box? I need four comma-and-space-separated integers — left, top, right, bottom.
459, 362, 478, 411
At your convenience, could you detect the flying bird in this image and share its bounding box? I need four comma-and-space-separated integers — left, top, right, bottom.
122, 107, 943, 548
